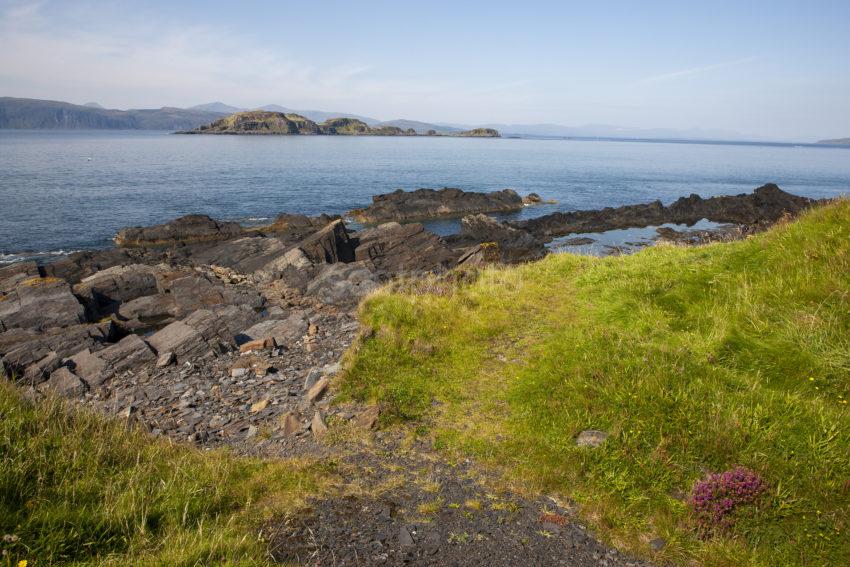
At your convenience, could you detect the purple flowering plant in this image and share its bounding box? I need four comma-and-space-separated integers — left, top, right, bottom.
689, 466, 766, 532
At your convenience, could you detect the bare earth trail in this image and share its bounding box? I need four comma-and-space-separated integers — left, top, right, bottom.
82, 308, 649, 566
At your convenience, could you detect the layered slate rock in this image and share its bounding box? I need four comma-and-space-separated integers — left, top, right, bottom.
147, 305, 258, 364
348, 188, 525, 223
353, 222, 459, 275
0, 277, 85, 331
73, 264, 161, 317
516, 183, 815, 240
305, 263, 380, 307
114, 214, 243, 247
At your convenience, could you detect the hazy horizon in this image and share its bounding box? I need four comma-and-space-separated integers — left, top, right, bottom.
1, 0, 849, 141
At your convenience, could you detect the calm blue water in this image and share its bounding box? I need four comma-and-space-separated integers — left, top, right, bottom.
1, 129, 848, 261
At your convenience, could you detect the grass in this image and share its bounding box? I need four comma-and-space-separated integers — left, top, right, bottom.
0, 382, 326, 566
339, 200, 850, 565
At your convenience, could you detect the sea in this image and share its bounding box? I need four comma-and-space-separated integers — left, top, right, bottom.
1, 129, 848, 263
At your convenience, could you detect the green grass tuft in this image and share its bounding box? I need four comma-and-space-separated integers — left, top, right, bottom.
340, 200, 850, 565
0, 382, 324, 566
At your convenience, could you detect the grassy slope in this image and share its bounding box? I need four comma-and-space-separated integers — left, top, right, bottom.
341, 201, 850, 565
0, 383, 325, 566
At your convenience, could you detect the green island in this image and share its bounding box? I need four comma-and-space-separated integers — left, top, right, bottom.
3, 199, 848, 565
179, 110, 501, 137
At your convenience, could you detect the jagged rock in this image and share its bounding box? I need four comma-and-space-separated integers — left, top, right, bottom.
114, 214, 243, 247
250, 399, 269, 413
305, 263, 380, 306
40, 366, 87, 397
91, 334, 156, 386
516, 184, 815, 240
156, 351, 175, 368
293, 219, 355, 265
0, 277, 84, 331
457, 214, 546, 263
147, 306, 258, 363
354, 222, 458, 275
349, 188, 525, 223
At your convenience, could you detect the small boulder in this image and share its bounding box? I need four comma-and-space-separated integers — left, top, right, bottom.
280, 412, 301, 436
355, 405, 380, 429
311, 411, 328, 439
306, 376, 329, 403
250, 399, 269, 413
156, 351, 175, 368
39, 366, 87, 397
576, 429, 609, 448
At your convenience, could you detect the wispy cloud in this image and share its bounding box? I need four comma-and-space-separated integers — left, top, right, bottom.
635, 56, 758, 85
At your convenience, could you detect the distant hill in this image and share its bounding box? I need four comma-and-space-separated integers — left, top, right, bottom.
377, 119, 462, 134
258, 104, 381, 126
180, 111, 499, 138
0, 97, 225, 130
189, 101, 243, 114
83, 102, 104, 109
817, 138, 850, 145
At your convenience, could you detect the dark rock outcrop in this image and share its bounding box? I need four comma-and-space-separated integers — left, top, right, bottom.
455, 214, 546, 263
349, 188, 526, 223
115, 215, 243, 247
515, 184, 814, 240
0, 277, 85, 331
353, 222, 459, 275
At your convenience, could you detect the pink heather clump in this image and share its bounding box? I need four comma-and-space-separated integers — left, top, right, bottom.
689, 466, 766, 530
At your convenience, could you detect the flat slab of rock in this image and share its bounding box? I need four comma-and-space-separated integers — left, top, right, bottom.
114, 214, 243, 247
0, 277, 85, 331
516, 183, 815, 240
348, 188, 525, 223
576, 430, 609, 448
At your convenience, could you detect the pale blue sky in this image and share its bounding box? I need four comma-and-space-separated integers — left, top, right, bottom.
1, 0, 848, 140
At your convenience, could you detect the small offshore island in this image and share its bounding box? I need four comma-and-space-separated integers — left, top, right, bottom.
178, 110, 501, 137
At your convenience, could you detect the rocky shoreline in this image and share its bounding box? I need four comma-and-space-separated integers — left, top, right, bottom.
0, 182, 818, 565
1, 184, 816, 417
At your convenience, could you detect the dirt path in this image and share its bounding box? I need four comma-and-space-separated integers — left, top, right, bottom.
261, 429, 650, 566
77, 313, 650, 566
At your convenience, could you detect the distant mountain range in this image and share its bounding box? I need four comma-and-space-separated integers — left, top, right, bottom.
0, 97, 224, 130
0, 96, 812, 142
816, 137, 850, 145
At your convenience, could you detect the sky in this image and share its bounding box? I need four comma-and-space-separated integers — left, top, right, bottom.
1, 0, 848, 140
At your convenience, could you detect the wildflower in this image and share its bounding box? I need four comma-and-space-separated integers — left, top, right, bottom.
18, 560, 28, 567
689, 466, 765, 532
